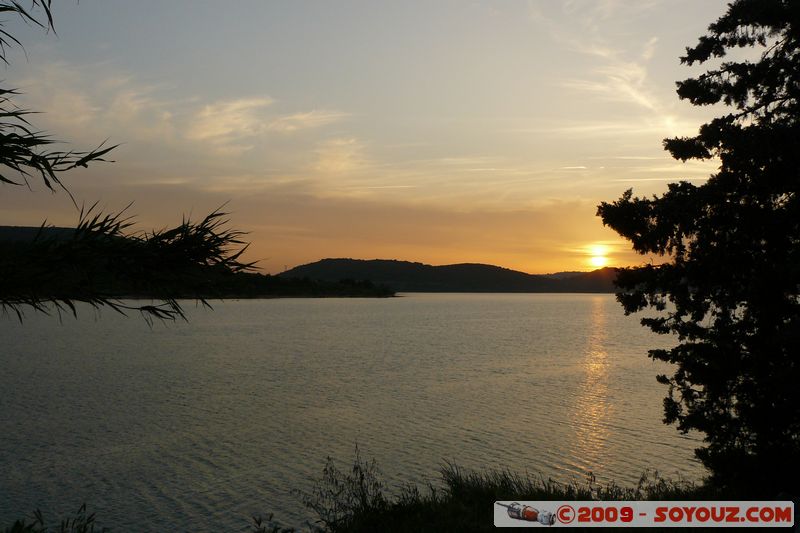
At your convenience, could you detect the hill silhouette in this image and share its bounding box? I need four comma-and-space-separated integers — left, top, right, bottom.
0, 227, 394, 299
2, 227, 617, 294
280, 259, 617, 293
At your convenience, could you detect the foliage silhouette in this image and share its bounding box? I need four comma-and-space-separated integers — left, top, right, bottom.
279, 450, 709, 532
3, 504, 108, 533
0, 1, 251, 320
597, 0, 800, 493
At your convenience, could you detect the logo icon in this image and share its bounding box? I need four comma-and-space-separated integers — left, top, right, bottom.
496, 502, 556, 526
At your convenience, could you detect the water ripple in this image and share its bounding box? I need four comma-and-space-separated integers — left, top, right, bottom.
1, 294, 704, 529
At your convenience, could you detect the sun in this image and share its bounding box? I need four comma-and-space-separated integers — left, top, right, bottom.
587, 244, 610, 268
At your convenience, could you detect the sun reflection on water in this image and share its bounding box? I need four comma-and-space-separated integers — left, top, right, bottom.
569, 296, 612, 474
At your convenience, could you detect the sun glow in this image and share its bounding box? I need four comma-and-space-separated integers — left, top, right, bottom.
587, 244, 610, 268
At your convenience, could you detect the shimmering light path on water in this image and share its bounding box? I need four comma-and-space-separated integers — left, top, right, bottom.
0, 294, 702, 530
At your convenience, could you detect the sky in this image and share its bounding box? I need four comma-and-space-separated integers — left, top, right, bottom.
0, 0, 730, 274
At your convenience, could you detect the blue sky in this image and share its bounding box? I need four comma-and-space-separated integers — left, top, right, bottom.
0, 0, 730, 272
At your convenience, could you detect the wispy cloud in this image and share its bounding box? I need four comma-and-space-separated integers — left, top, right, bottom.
17, 61, 177, 144
186, 97, 274, 154
563, 60, 658, 110
641, 36, 659, 61
314, 137, 368, 175
593, 155, 664, 160
525, 112, 700, 140
551, 0, 664, 25
613, 177, 707, 182
530, 0, 665, 113
14, 59, 361, 185
267, 110, 348, 132
362, 185, 417, 189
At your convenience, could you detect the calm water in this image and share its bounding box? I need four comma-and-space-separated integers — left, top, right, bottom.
0, 294, 703, 530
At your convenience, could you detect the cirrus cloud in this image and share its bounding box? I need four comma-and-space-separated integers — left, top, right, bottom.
267, 110, 349, 133
186, 97, 274, 154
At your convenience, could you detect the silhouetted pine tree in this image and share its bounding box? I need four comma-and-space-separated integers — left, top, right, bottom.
598, 0, 800, 493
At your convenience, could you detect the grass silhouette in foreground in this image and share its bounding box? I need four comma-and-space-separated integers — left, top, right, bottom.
3, 505, 107, 533
5, 451, 723, 533
253, 451, 720, 533
12, 448, 790, 532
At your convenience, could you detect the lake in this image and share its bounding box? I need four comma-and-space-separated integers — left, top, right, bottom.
0, 294, 703, 530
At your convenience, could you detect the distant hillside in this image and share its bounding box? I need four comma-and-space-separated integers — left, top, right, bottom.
280, 259, 618, 293
0, 225, 74, 242
541, 271, 586, 280
0, 227, 394, 299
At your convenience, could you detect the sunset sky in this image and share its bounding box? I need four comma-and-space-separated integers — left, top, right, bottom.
0, 0, 728, 274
